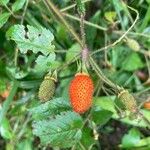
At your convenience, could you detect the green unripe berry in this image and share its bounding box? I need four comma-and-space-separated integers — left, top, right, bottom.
118, 90, 137, 113
126, 38, 140, 52
38, 75, 56, 102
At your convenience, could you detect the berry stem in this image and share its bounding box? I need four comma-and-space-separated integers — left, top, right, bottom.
89, 56, 121, 92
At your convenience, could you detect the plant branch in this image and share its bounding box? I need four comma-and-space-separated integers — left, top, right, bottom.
90, 5, 139, 56
89, 56, 121, 92
63, 13, 107, 31
61, 0, 91, 12
21, 0, 29, 24
43, 0, 82, 46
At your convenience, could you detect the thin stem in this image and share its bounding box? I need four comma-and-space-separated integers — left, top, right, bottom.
21, 0, 29, 24
104, 33, 108, 64
14, 48, 18, 67
138, 111, 150, 129
91, 5, 139, 56
17, 114, 31, 140
43, 0, 82, 46
89, 56, 121, 92
61, 0, 91, 12
113, 30, 150, 39
63, 13, 107, 31
56, 54, 80, 73
3, 4, 15, 17
80, 13, 86, 48
145, 55, 150, 78
2, 2, 21, 19
79, 142, 86, 150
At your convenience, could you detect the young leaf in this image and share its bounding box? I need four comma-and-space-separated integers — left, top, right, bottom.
0, 0, 9, 6
32, 111, 83, 148
30, 97, 71, 120
0, 12, 10, 28
6, 25, 55, 55
12, 0, 26, 12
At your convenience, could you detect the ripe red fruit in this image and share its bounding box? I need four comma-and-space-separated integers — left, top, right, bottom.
69, 73, 94, 113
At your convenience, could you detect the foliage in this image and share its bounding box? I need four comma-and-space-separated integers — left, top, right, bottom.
0, 0, 150, 149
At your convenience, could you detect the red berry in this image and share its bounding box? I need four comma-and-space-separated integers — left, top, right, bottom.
69, 73, 94, 113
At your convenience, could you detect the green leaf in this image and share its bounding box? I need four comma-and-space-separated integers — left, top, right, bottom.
0, 0, 9, 6
32, 111, 83, 148
0, 12, 10, 28
122, 128, 141, 148
94, 96, 150, 128
6, 67, 28, 79
12, 0, 26, 12
80, 127, 96, 149
136, 137, 150, 147
66, 43, 81, 61
112, 0, 123, 12
6, 25, 55, 55
92, 110, 113, 125
0, 118, 13, 140
34, 53, 56, 73
16, 139, 33, 150
94, 96, 116, 113
122, 52, 144, 71
30, 97, 71, 120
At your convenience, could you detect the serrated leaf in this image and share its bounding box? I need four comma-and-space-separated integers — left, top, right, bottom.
12, 0, 26, 12
30, 97, 71, 120
0, 12, 10, 28
34, 53, 56, 73
6, 25, 55, 55
32, 111, 83, 148
0, 0, 9, 6
122, 128, 141, 148
122, 52, 144, 71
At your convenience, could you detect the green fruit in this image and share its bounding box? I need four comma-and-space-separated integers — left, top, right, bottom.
118, 90, 137, 113
126, 38, 140, 52
38, 75, 56, 102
